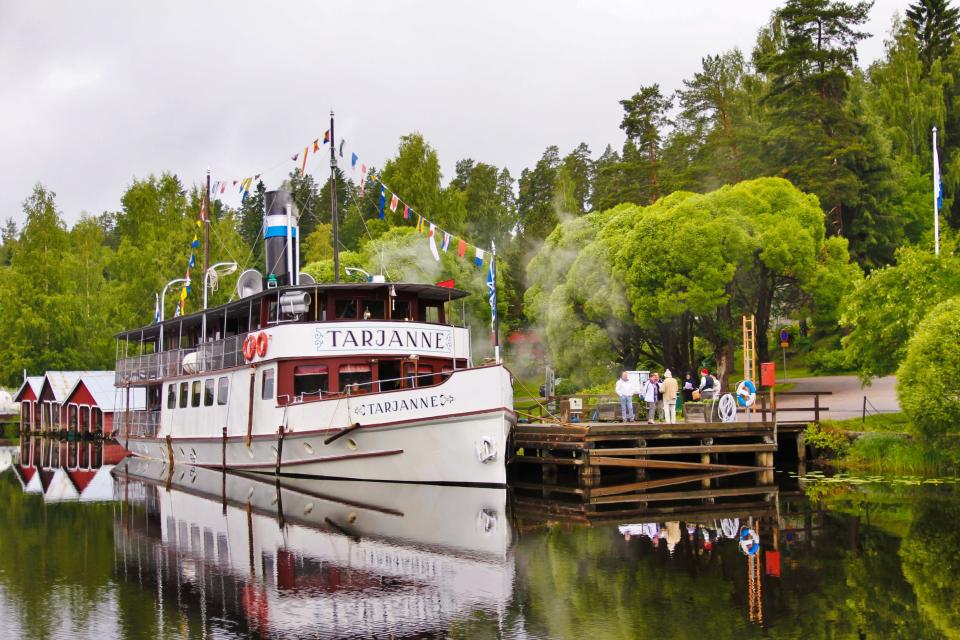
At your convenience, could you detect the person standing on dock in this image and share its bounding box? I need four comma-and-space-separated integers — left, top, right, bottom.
698, 368, 717, 400
616, 371, 635, 422
661, 370, 678, 424
642, 372, 661, 423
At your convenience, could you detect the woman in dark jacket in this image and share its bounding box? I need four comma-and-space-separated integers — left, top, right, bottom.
682, 372, 696, 402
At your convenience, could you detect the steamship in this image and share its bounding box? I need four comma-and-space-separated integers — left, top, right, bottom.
113, 187, 514, 485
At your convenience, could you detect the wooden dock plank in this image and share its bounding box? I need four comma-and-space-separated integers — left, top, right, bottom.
594, 443, 778, 456
584, 470, 752, 497
587, 456, 760, 472
589, 485, 778, 506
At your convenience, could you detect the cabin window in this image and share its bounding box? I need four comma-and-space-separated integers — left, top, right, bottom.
92, 408, 103, 432
217, 377, 229, 405
294, 365, 328, 398
191, 381, 201, 407
335, 299, 357, 319
441, 366, 453, 382
405, 363, 434, 388
392, 299, 411, 320
423, 303, 441, 324
204, 379, 215, 406
179, 382, 189, 408
262, 368, 275, 400
167, 384, 177, 409
68, 404, 78, 430
362, 300, 385, 320
79, 406, 90, 433
339, 364, 372, 394
378, 360, 402, 391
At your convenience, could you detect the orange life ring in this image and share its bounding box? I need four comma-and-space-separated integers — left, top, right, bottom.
242, 334, 257, 361
256, 332, 269, 358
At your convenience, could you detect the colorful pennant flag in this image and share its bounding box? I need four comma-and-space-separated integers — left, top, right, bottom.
323, 130, 330, 144
428, 224, 440, 262
457, 239, 467, 258
191, 234, 200, 249
351, 152, 359, 169
301, 146, 309, 175
436, 279, 455, 288
291, 152, 299, 162
474, 247, 485, 268
403, 204, 411, 220
378, 186, 386, 219
441, 232, 451, 252
188, 253, 196, 268
313, 138, 320, 153
389, 194, 399, 212
153, 292, 160, 324
339, 139, 345, 157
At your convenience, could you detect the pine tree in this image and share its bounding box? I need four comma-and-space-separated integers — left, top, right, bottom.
907, 0, 960, 68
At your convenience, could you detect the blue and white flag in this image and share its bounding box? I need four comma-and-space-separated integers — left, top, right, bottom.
378, 186, 386, 220
934, 136, 944, 211
486, 257, 496, 329
153, 292, 160, 324
474, 247, 485, 269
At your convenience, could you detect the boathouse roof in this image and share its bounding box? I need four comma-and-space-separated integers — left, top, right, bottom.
64, 371, 144, 412
13, 376, 44, 403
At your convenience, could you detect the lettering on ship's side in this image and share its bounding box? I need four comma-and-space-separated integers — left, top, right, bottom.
315, 326, 453, 355
353, 393, 455, 417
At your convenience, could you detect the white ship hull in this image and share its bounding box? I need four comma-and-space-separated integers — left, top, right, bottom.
125, 364, 515, 486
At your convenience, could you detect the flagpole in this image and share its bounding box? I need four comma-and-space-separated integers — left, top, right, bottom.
330, 110, 340, 283
491, 242, 501, 364
204, 168, 211, 305
933, 126, 940, 256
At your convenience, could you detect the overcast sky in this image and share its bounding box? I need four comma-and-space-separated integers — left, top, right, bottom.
0, 0, 906, 226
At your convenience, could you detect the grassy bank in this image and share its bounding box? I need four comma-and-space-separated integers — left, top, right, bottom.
804, 413, 960, 476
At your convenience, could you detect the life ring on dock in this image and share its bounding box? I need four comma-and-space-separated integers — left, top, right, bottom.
739, 527, 760, 556
242, 334, 257, 361
256, 332, 269, 357
736, 380, 757, 407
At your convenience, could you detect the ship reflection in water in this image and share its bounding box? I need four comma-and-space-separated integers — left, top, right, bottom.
113, 458, 515, 639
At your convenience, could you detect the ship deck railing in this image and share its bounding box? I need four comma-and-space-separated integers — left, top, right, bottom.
116, 409, 160, 438
116, 333, 249, 386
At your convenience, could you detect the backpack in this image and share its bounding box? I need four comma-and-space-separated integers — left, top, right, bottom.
703, 374, 715, 389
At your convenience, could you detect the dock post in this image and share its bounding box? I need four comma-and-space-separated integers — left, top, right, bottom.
579, 454, 601, 487
796, 432, 806, 462
701, 438, 713, 487
635, 438, 647, 480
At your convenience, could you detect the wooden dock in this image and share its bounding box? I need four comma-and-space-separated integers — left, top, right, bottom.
510, 420, 779, 486
510, 391, 832, 485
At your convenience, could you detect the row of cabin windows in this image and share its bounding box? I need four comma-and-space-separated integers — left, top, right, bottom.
288, 361, 449, 400
167, 377, 230, 410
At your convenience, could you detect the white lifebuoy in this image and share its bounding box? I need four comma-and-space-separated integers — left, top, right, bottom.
736, 380, 757, 407
739, 528, 760, 556
718, 394, 737, 423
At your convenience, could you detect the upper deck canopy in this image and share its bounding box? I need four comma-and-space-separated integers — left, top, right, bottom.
116, 282, 470, 341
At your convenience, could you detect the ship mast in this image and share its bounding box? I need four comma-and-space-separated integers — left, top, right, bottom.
329, 111, 340, 283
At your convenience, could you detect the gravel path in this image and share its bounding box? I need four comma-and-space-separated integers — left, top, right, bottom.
775, 375, 900, 422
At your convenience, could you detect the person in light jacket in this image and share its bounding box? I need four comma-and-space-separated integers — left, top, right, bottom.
615, 371, 635, 422
642, 372, 661, 423
661, 369, 679, 424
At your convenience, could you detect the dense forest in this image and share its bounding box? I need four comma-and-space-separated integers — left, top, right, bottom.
2, 0, 960, 418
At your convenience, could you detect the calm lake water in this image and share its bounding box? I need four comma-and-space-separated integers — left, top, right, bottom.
1, 439, 959, 639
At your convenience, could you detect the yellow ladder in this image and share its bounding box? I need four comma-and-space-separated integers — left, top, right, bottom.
742, 315, 757, 414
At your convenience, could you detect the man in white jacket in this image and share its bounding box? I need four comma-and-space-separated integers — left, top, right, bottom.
615, 371, 635, 422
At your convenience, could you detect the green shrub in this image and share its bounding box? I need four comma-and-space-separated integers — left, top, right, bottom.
807, 348, 852, 375
803, 422, 851, 456
896, 296, 960, 441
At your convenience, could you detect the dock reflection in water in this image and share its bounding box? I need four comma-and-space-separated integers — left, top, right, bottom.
114, 458, 514, 639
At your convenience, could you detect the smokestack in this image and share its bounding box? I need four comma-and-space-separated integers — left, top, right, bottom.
264, 190, 300, 286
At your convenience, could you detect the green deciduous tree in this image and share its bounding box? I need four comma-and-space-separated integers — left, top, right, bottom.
841, 244, 960, 380
896, 295, 960, 440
